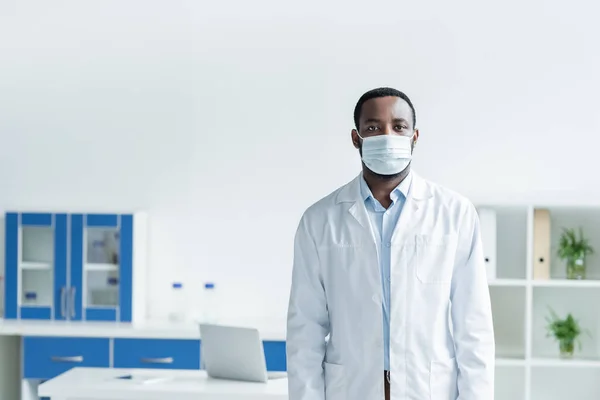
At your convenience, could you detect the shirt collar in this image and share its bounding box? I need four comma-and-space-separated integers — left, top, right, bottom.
360, 171, 413, 203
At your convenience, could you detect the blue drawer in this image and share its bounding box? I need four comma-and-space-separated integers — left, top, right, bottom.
23, 337, 110, 379
264, 341, 287, 371
113, 339, 201, 370
20, 306, 52, 320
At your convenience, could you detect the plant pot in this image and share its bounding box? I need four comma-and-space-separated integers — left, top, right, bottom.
566, 254, 586, 280
559, 340, 575, 358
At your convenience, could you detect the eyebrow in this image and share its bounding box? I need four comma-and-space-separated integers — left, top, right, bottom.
363, 117, 409, 126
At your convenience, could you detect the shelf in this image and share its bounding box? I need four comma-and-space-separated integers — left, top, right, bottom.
85, 263, 118, 272
532, 286, 600, 361
496, 357, 526, 367
496, 365, 526, 400
485, 279, 600, 288
531, 366, 600, 400
478, 206, 528, 280
542, 207, 600, 280
531, 357, 600, 368
20, 262, 51, 270
488, 279, 527, 287
21, 226, 54, 266
489, 286, 526, 361
532, 279, 600, 288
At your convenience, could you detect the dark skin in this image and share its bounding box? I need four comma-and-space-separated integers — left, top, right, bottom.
351, 96, 419, 208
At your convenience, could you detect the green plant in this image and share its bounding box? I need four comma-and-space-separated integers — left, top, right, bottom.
545, 308, 587, 356
557, 227, 594, 260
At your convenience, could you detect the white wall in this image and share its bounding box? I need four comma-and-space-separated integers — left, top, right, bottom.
1, 0, 599, 320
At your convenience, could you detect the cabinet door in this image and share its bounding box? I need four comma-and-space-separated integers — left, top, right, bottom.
4, 213, 18, 319
4, 213, 67, 320
118, 214, 134, 322
70, 214, 132, 321
23, 337, 110, 379
113, 339, 200, 370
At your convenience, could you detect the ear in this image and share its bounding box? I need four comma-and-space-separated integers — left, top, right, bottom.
412, 129, 420, 146
351, 129, 360, 149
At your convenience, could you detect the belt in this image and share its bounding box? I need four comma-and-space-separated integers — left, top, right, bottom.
384, 371, 391, 400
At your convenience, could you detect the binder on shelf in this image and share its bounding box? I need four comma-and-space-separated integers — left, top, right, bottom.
478, 208, 497, 281
533, 208, 551, 280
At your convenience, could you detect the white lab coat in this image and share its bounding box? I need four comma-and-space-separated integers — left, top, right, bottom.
286, 172, 495, 400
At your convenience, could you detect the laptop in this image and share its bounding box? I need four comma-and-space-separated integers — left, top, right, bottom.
199, 323, 288, 383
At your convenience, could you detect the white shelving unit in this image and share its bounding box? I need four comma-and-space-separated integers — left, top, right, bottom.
478, 205, 600, 400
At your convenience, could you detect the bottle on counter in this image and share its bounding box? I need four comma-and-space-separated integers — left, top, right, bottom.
202, 282, 217, 323
168, 282, 187, 323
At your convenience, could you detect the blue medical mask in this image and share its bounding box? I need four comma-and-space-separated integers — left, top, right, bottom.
357, 133, 414, 176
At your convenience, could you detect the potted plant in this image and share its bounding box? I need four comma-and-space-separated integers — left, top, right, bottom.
557, 227, 594, 280
545, 308, 586, 358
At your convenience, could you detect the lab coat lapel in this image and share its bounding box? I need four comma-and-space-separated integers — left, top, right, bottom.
391, 172, 432, 244
348, 202, 371, 233
336, 175, 376, 244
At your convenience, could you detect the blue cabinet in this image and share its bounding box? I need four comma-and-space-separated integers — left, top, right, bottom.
4, 213, 68, 320
112, 339, 283, 371
70, 214, 136, 322
4, 212, 146, 322
21, 337, 285, 384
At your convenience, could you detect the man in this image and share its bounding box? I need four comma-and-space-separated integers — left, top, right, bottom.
286, 87, 495, 400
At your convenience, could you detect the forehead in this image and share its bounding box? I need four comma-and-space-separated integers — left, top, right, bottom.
360, 96, 413, 123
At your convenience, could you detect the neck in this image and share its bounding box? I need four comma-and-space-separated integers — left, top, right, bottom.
362, 166, 410, 208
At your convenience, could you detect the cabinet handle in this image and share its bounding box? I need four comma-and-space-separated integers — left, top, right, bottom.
60, 287, 67, 318
51, 356, 84, 363
70, 286, 76, 318
140, 357, 174, 364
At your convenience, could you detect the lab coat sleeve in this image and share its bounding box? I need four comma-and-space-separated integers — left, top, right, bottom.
451, 204, 495, 399
286, 214, 329, 400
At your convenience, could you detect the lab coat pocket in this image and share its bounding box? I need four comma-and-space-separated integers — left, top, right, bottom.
324, 362, 346, 400
415, 234, 458, 284
429, 357, 458, 400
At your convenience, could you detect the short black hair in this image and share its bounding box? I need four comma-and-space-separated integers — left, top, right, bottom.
353, 87, 416, 130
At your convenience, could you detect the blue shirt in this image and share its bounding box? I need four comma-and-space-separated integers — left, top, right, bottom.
359, 172, 412, 371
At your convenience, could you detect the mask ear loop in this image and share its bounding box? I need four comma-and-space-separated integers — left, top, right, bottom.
354, 131, 363, 149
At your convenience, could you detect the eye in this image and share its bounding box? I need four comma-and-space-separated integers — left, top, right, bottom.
366, 126, 378, 132
395, 125, 408, 131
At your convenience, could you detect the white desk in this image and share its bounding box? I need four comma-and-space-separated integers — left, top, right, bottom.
39, 367, 289, 400
0, 318, 287, 400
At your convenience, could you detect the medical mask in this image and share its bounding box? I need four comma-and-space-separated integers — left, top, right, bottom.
357, 133, 414, 176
